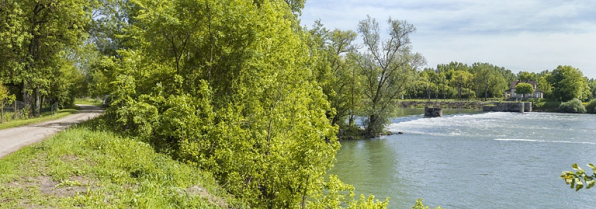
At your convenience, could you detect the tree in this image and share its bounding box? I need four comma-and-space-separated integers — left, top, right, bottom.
547, 65, 590, 102
518, 71, 537, 81
471, 63, 507, 100
0, 0, 92, 116
0, 83, 16, 123
356, 16, 425, 137
99, 0, 389, 208
89, 0, 141, 57
514, 83, 534, 99
537, 75, 553, 99
450, 70, 474, 100
307, 21, 360, 128
587, 79, 596, 102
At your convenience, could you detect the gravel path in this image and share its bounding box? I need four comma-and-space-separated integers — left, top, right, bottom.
0, 105, 103, 159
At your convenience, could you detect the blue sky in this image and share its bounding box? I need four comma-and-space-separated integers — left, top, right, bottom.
300, 0, 596, 79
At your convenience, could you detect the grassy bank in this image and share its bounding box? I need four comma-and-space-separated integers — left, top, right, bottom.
533, 101, 561, 112
397, 100, 490, 109
0, 108, 79, 130
74, 97, 103, 106
0, 121, 244, 208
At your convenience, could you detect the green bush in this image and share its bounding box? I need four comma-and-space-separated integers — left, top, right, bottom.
559, 98, 586, 113
0, 125, 246, 208
585, 99, 596, 113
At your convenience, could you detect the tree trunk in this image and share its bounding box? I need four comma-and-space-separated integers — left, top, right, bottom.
33, 85, 40, 118
366, 114, 378, 138
40, 95, 44, 117
457, 84, 461, 101
21, 82, 28, 110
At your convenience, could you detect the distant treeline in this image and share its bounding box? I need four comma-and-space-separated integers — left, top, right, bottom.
403, 62, 593, 103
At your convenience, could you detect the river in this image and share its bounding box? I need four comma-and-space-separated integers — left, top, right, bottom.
330, 108, 596, 208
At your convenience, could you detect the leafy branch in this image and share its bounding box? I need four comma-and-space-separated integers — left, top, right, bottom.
560, 163, 596, 191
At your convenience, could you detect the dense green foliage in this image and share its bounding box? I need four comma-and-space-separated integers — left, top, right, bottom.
405, 62, 516, 101
307, 20, 362, 133
0, 122, 244, 208
514, 83, 534, 98
0, 0, 91, 115
0, 83, 16, 122
518, 71, 537, 81
585, 99, 596, 114
561, 164, 596, 191
558, 98, 586, 113
87, 0, 386, 208
547, 65, 590, 102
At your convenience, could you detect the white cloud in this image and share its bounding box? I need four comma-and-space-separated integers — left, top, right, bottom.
301, 0, 596, 78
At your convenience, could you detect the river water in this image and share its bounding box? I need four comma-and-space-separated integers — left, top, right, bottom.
330, 108, 596, 208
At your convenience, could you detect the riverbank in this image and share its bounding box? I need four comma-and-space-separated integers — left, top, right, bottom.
398, 100, 564, 112
0, 120, 244, 208
397, 100, 489, 109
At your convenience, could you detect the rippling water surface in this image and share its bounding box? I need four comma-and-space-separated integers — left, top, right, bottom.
331, 109, 596, 208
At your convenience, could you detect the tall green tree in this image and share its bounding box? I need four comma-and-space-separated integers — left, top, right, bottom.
515, 83, 534, 98
518, 71, 537, 81
89, 0, 141, 57
98, 0, 388, 208
547, 65, 590, 102
0, 0, 92, 116
471, 63, 507, 100
587, 79, 596, 101
307, 21, 360, 128
356, 16, 425, 137
536, 71, 553, 99
450, 70, 475, 100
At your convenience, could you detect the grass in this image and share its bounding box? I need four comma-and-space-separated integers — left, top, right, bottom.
74, 97, 103, 106
0, 119, 245, 208
0, 108, 79, 130
533, 100, 561, 112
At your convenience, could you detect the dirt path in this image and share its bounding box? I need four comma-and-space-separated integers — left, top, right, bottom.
0, 105, 103, 159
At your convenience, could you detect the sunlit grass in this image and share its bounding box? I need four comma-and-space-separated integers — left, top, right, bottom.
0, 109, 79, 130
0, 119, 244, 208
74, 97, 102, 106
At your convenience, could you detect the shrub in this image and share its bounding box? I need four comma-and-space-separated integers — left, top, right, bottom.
559, 98, 586, 113
585, 99, 596, 114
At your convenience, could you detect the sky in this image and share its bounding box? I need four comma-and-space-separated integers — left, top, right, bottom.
300, 0, 596, 79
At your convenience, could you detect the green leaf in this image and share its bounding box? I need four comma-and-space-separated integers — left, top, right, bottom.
576, 184, 584, 191
586, 180, 595, 189
588, 163, 596, 174
572, 163, 580, 170
565, 177, 573, 185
